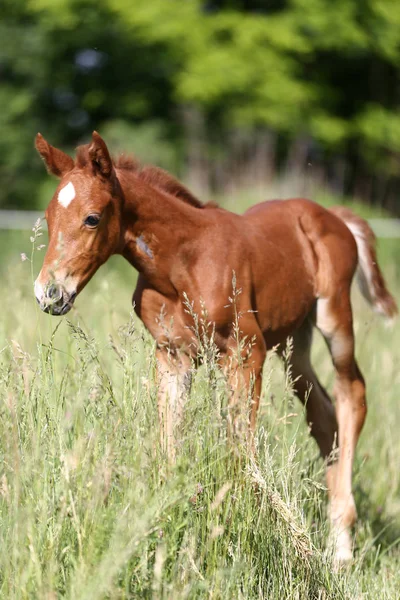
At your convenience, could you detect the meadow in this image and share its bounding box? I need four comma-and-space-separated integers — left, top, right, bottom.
0, 186, 399, 599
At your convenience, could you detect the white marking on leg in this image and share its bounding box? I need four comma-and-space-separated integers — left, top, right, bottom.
157, 357, 192, 461
58, 182, 75, 208
158, 370, 181, 459
316, 298, 352, 362
316, 297, 335, 337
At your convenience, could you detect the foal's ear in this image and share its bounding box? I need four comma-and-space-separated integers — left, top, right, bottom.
88, 131, 113, 178
35, 133, 74, 178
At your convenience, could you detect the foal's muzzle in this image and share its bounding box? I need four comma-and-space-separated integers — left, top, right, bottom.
36, 282, 77, 316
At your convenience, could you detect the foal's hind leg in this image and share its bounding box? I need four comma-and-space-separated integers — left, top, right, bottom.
281, 321, 341, 551
283, 319, 338, 461
316, 294, 367, 563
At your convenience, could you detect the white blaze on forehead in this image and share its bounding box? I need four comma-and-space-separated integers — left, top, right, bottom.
58, 182, 76, 208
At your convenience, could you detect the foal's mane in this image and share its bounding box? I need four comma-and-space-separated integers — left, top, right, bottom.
76, 145, 210, 209
114, 154, 207, 208
116, 155, 208, 209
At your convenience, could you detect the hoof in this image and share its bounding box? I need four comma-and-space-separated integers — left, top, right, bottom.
333, 546, 353, 570
329, 528, 353, 570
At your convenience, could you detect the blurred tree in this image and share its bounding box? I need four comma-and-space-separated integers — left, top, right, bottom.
0, 0, 399, 210
1, 0, 179, 208
0, 1, 48, 208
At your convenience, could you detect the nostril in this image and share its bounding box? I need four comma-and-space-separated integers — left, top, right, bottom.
46, 284, 62, 302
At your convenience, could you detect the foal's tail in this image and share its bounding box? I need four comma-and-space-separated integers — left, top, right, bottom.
330, 206, 398, 319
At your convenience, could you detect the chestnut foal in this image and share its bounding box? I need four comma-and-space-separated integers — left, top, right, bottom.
34, 132, 397, 564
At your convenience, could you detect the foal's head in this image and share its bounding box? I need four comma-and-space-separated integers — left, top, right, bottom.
34, 132, 124, 315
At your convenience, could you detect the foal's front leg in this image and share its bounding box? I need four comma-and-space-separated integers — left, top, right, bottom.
225, 327, 266, 451
156, 348, 192, 462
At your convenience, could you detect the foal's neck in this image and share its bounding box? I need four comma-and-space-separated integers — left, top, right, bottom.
118, 170, 207, 287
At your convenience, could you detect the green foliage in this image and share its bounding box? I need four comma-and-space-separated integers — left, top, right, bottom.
357, 105, 400, 174
1, 0, 400, 208
100, 119, 181, 172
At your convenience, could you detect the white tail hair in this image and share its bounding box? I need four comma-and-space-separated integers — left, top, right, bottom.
330, 206, 398, 319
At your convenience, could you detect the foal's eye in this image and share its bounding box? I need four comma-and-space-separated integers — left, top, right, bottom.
84, 214, 101, 228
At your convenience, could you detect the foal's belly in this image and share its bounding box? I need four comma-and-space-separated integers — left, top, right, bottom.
255, 276, 315, 342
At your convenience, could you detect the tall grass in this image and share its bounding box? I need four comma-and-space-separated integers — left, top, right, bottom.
0, 193, 399, 598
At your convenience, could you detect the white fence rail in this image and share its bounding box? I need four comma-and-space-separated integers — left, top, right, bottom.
0, 210, 44, 231
1, 210, 400, 238
368, 218, 400, 239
